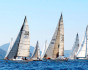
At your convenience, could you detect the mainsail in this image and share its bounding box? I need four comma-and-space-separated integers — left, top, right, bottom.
5, 16, 30, 59
32, 41, 40, 59
17, 16, 30, 57
76, 25, 88, 59
44, 13, 64, 59
70, 33, 79, 59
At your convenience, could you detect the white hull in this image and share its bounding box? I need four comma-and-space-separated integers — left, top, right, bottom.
32, 58, 42, 61
77, 57, 88, 60
12, 57, 23, 61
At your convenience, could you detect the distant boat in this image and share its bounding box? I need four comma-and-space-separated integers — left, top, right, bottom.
4, 16, 30, 60
76, 25, 88, 59
5, 38, 13, 59
69, 33, 79, 59
31, 41, 41, 61
41, 40, 48, 59
43, 13, 65, 60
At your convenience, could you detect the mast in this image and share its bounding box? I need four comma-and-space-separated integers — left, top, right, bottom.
44, 13, 64, 59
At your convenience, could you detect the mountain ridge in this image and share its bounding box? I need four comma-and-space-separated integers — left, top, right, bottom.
0, 43, 71, 59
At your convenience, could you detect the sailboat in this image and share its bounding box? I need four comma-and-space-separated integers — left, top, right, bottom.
41, 40, 48, 59
76, 25, 88, 59
4, 16, 30, 60
5, 38, 13, 59
31, 41, 41, 61
43, 13, 65, 60
69, 33, 79, 59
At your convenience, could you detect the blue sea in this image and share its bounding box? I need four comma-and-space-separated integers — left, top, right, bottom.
0, 60, 88, 70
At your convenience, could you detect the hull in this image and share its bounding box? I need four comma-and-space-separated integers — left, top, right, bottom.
75, 56, 88, 59
44, 57, 68, 61
32, 58, 42, 61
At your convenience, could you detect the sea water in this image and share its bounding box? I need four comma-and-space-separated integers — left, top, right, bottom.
0, 60, 88, 70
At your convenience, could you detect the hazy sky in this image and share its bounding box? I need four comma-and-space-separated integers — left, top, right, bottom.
0, 0, 88, 51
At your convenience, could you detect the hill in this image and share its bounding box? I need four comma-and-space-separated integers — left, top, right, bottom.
64, 50, 71, 57
0, 43, 40, 58
0, 43, 10, 51
0, 43, 71, 59
0, 48, 6, 59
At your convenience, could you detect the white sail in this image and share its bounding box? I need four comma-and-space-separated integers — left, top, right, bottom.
44, 26, 58, 58
6, 32, 22, 59
17, 16, 30, 57
70, 33, 79, 59
44, 13, 64, 59
32, 41, 40, 59
76, 33, 86, 58
76, 25, 88, 58
38, 45, 40, 58
5, 16, 30, 59
41, 40, 48, 59
86, 25, 88, 56
5, 38, 13, 58
59, 14, 64, 56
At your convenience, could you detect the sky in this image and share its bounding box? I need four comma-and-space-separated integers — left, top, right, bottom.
0, 0, 88, 51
